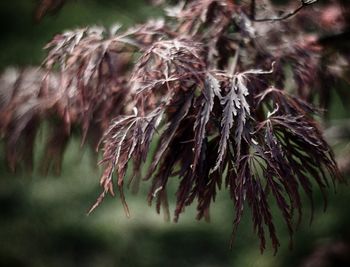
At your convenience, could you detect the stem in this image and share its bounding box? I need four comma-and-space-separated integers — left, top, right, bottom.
250, 0, 256, 20
253, 1, 317, 23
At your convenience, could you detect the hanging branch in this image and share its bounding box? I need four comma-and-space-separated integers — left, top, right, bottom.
1, 0, 349, 254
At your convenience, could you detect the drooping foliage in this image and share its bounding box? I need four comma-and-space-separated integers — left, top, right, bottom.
1, 0, 349, 253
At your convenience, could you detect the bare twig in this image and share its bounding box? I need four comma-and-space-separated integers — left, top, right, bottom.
250, 0, 256, 20
253, 0, 317, 23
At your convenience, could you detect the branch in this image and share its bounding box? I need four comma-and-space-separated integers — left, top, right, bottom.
253, 0, 317, 23
250, 0, 256, 20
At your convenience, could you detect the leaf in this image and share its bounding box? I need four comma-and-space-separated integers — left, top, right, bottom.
146, 91, 194, 180
192, 73, 221, 171
233, 73, 251, 160
213, 72, 250, 171
90, 108, 164, 214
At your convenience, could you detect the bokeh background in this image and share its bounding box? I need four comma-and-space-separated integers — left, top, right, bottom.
0, 1, 349, 267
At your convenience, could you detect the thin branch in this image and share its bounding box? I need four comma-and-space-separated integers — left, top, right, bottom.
253, 0, 317, 23
250, 0, 256, 20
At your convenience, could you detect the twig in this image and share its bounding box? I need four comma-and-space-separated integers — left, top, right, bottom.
250, 0, 256, 20
253, 0, 317, 23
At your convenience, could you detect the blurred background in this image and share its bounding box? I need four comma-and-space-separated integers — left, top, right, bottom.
0, 0, 349, 267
